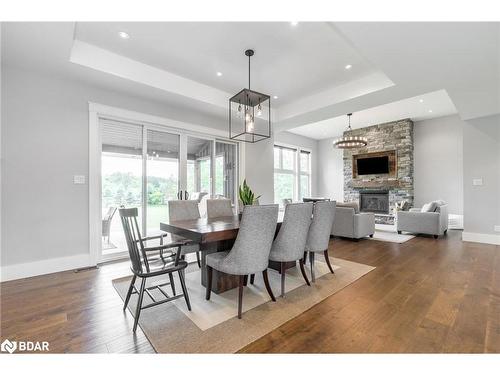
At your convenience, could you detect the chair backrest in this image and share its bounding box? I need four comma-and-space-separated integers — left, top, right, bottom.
103, 206, 117, 221
168, 200, 201, 221
271, 202, 313, 261
224, 205, 279, 274
119, 208, 147, 274
306, 201, 336, 252
206, 199, 233, 218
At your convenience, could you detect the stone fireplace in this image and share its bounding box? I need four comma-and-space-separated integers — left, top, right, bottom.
359, 191, 389, 214
343, 118, 414, 220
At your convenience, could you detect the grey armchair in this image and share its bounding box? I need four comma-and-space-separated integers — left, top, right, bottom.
331, 202, 375, 240
269, 202, 313, 297
397, 202, 448, 238
304, 201, 336, 282
205, 204, 279, 319
168, 200, 202, 268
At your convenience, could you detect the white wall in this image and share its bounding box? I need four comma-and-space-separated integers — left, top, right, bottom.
317, 138, 344, 201
244, 137, 275, 205
462, 114, 500, 243
413, 115, 464, 215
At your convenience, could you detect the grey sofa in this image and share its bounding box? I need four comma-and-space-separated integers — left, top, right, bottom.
331, 202, 375, 240
396, 202, 448, 238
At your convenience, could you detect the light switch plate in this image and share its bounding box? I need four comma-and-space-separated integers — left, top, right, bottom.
472, 178, 483, 186
73, 175, 86, 184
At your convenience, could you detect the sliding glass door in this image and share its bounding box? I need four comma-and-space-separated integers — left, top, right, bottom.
145, 130, 180, 236
101, 120, 146, 258
99, 119, 238, 261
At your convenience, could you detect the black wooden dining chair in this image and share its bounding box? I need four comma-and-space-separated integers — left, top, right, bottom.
119, 208, 192, 332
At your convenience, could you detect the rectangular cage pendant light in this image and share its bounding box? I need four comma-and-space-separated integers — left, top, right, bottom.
229, 49, 271, 143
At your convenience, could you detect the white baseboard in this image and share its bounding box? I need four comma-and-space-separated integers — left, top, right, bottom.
0, 254, 93, 282
462, 232, 500, 245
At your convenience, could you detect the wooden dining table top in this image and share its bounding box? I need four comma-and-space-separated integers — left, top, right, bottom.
160, 212, 284, 244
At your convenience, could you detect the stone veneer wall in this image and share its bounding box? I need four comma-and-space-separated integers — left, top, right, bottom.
343, 119, 414, 212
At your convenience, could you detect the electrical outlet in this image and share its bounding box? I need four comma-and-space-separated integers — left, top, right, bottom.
73, 175, 86, 184
494, 225, 500, 233
472, 178, 483, 186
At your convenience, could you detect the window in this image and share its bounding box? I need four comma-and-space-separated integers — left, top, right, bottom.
274, 145, 312, 205
299, 151, 311, 201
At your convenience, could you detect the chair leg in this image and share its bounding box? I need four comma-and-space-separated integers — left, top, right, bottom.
123, 274, 137, 310
196, 251, 201, 268
238, 275, 244, 319
250, 274, 255, 285
168, 272, 176, 296
133, 278, 146, 333
243, 275, 248, 286
174, 246, 182, 266
178, 270, 191, 311
323, 249, 335, 274
299, 259, 310, 286
205, 266, 213, 300
262, 269, 276, 302
309, 251, 315, 282
280, 262, 286, 297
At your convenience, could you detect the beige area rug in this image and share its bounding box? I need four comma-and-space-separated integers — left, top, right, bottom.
112, 257, 375, 353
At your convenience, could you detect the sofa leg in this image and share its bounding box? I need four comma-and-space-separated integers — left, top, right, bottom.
397, 230, 402, 234
369, 234, 373, 238
434, 235, 438, 239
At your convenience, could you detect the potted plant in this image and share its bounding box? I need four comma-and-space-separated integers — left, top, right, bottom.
238, 179, 261, 217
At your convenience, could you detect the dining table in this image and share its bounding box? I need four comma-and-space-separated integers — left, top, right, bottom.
160, 212, 286, 294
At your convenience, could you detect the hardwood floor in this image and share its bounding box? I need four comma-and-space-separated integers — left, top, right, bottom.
1, 230, 499, 353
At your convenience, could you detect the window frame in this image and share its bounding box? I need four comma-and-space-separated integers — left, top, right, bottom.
273, 142, 312, 204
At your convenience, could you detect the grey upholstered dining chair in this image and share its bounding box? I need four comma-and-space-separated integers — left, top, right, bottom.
205, 204, 279, 319
206, 198, 233, 218
268, 202, 313, 297
168, 200, 202, 268
304, 201, 336, 282
119, 208, 191, 332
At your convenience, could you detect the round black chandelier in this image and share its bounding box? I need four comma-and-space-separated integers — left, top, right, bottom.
332, 113, 368, 149
228, 49, 271, 143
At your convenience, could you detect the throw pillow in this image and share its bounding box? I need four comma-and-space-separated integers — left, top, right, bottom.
421, 202, 437, 212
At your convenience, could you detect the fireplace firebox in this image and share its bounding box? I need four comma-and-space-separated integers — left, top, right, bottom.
359, 190, 389, 214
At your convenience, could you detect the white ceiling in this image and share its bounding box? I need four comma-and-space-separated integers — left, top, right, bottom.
289, 89, 458, 139
2, 22, 499, 140
74, 22, 380, 107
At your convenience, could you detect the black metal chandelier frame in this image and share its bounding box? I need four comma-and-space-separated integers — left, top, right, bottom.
229, 49, 271, 143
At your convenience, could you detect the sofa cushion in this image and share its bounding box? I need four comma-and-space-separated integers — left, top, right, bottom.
337, 202, 360, 214
421, 202, 438, 212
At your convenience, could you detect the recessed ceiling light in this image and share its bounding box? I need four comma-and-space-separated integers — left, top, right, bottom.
273, 95, 279, 99
419, 99, 424, 103
290, 22, 299, 26
216, 72, 223, 77
345, 64, 352, 70
118, 31, 130, 39
428, 109, 433, 113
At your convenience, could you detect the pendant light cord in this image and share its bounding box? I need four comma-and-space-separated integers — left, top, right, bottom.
248, 54, 251, 90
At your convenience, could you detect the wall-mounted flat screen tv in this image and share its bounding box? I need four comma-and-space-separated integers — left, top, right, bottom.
356, 156, 389, 175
